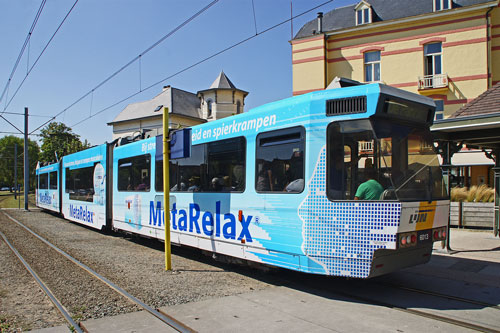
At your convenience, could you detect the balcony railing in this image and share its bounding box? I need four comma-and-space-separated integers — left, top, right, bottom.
418, 73, 448, 90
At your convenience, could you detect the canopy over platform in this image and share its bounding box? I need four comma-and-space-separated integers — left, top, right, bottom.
432, 82, 500, 237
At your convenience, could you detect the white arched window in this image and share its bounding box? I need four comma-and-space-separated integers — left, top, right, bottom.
207, 99, 213, 118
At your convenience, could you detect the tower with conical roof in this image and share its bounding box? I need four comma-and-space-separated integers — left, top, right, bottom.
197, 71, 248, 121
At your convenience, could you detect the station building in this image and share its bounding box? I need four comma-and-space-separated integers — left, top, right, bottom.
292, 0, 500, 187
107, 71, 248, 140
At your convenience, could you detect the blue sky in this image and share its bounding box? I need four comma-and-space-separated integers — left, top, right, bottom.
0, 0, 357, 146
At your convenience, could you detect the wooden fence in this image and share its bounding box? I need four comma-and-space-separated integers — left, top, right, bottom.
450, 202, 495, 228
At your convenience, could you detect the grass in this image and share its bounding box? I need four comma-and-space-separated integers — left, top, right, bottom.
0, 191, 36, 209
450, 185, 495, 202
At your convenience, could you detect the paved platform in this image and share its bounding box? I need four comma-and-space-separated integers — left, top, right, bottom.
33, 228, 499, 332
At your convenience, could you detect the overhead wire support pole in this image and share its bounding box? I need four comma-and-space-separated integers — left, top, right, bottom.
163, 107, 172, 271
24, 107, 29, 211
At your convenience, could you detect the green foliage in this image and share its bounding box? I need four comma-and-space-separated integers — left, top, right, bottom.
39, 122, 90, 163
0, 135, 39, 189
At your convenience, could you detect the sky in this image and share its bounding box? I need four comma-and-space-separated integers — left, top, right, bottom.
0, 0, 357, 146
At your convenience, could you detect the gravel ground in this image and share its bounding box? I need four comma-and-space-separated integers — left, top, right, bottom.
0, 208, 273, 332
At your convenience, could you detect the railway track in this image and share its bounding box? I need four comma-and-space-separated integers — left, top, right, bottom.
277, 269, 500, 333
0, 210, 194, 332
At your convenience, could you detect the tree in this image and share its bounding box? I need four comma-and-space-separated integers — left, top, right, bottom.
0, 135, 40, 189
39, 122, 90, 163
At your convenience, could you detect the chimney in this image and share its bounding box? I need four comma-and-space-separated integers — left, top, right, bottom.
317, 12, 323, 34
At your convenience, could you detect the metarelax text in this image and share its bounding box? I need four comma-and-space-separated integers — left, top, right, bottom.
150, 201, 253, 242
69, 204, 94, 223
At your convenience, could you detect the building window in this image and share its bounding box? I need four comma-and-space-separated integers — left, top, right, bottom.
434, 100, 444, 120
207, 99, 213, 118
355, 2, 372, 25
364, 51, 380, 82
434, 0, 451, 11
424, 43, 442, 76
236, 101, 241, 114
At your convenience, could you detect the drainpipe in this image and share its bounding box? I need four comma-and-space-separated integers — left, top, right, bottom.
316, 12, 328, 89
486, 6, 494, 88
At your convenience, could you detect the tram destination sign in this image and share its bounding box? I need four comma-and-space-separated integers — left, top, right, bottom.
379, 98, 433, 124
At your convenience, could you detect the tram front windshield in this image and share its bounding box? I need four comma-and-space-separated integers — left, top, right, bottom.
327, 118, 447, 201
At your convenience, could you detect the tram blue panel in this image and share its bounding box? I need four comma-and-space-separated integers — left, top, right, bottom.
112, 137, 157, 235
36, 163, 60, 213
61, 144, 107, 229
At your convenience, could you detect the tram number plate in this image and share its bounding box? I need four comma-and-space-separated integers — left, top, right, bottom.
417, 230, 432, 244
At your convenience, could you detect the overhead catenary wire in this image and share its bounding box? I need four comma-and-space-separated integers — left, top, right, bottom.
28, 0, 220, 135
0, 0, 47, 104
68, 0, 335, 129
1, 0, 80, 115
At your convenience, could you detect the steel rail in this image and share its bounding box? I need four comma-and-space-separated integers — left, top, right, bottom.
0, 230, 83, 333
376, 282, 500, 310
323, 285, 500, 333
1, 211, 195, 333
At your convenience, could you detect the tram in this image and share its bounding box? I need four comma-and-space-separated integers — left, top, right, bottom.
36, 83, 449, 278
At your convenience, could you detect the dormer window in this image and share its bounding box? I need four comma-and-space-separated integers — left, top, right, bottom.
355, 1, 372, 25
434, 0, 452, 11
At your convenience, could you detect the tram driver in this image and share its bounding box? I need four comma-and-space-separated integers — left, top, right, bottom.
354, 168, 384, 200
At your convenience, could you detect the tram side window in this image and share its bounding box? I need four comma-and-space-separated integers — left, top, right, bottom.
206, 137, 246, 192
255, 127, 305, 193
66, 166, 95, 202
118, 155, 151, 192
39, 173, 48, 190
165, 137, 246, 193
327, 120, 381, 200
49, 171, 58, 190
154, 161, 177, 192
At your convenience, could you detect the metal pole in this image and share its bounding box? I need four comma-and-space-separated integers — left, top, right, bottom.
14, 143, 17, 200
163, 107, 171, 270
441, 142, 453, 251
24, 107, 29, 211
493, 152, 500, 237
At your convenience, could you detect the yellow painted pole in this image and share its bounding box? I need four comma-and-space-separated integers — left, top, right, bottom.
163, 107, 172, 271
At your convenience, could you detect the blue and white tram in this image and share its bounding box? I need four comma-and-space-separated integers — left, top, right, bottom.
61, 143, 112, 230
35, 162, 61, 213
110, 83, 449, 278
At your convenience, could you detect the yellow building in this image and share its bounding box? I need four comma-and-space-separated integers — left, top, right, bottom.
292, 0, 500, 120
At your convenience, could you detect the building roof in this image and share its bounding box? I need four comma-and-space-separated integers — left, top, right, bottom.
449, 82, 500, 118
108, 87, 201, 125
210, 71, 237, 89
294, 0, 496, 40
197, 71, 249, 96
431, 82, 500, 150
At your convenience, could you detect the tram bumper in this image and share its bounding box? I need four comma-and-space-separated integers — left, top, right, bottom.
368, 244, 433, 278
